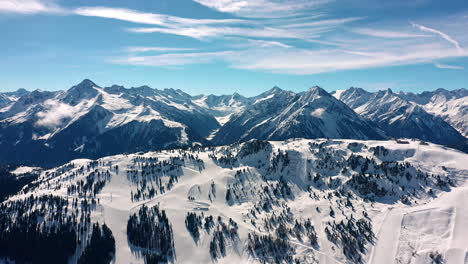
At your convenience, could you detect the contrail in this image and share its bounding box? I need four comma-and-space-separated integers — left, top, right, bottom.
412, 22, 463, 52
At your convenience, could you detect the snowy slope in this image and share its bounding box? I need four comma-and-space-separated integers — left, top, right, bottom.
3, 138, 467, 264
2, 82, 466, 167
192, 93, 251, 123
0, 81, 285, 167
0, 88, 30, 110
0, 80, 219, 166
213, 86, 384, 145
334, 88, 467, 149
399, 88, 468, 138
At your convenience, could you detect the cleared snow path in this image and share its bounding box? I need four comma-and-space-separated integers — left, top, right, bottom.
369, 208, 403, 264
443, 185, 468, 264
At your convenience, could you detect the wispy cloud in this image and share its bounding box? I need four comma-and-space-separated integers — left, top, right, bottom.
75, 7, 166, 25
74, 7, 306, 41
352, 28, 429, 38
4, 0, 468, 77
127, 25, 303, 40
281, 17, 363, 28
112, 41, 468, 75
434, 62, 464, 70
412, 23, 463, 51
231, 45, 468, 74
126, 47, 196, 53
192, 0, 330, 18
74, 6, 244, 26
0, 0, 65, 14
229, 38, 292, 48
111, 51, 234, 67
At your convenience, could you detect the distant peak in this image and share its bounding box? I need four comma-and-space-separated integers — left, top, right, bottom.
8, 88, 30, 97
258, 86, 284, 97
269, 86, 283, 93
376, 88, 393, 96
435, 88, 448, 93
65, 79, 99, 101
307, 86, 329, 96
30, 89, 43, 95
299, 86, 332, 102
348, 87, 366, 92
16, 88, 28, 93
309, 85, 323, 90
79, 79, 99, 88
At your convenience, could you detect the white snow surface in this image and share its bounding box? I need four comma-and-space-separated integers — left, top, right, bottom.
11, 166, 41, 175
4, 139, 468, 264
421, 95, 468, 138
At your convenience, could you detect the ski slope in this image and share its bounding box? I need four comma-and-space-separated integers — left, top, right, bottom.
3, 139, 468, 264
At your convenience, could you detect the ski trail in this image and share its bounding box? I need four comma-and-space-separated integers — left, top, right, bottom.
445, 186, 468, 264
369, 207, 403, 264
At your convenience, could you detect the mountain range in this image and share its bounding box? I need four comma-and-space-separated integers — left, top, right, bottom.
1, 80, 468, 264
0, 79, 466, 166
333, 87, 466, 147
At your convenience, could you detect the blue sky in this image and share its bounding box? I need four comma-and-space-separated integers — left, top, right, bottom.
1, 0, 467, 96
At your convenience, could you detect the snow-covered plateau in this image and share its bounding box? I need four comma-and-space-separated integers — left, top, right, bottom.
1, 138, 467, 264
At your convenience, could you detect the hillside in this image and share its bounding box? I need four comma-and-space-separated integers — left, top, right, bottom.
1, 138, 467, 263
333, 88, 467, 150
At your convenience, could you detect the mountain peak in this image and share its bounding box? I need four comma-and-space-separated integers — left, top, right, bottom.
76, 79, 99, 89
304, 85, 330, 97
64, 79, 100, 103
348, 87, 368, 93
435, 88, 449, 93
268, 86, 283, 94
68, 79, 99, 93
254, 86, 286, 99
15, 88, 29, 94
232, 92, 244, 99
375, 88, 394, 97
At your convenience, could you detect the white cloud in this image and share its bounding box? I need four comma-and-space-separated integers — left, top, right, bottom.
74, 6, 244, 26
281, 17, 363, 28
412, 23, 463, 51
113, 40, 468, 75
126, 47, 196, 53
229, 38, 292, 48
75, 7, 166, 25
434, 63, 464, 70
4, 0, 468, 77
352, 28, 429, 38
36, 100, 75, 128
0, 0, 65, 14
104, 8, 468, 75
231, 44, 468, 74
127, 25, 302, 40
192, 0, 329, 18
111, 51, 234, 67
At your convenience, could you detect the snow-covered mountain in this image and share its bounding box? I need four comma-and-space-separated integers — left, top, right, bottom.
192, 92, 251, 124
398, 88, 468, 138
1, 138, 467, 263
1, 81, 466, 167
0, 94, 13, 109
0, 79, 219, 166
0, 88, 30, 110
213, 86, 384, 145
333, 87, 467, 150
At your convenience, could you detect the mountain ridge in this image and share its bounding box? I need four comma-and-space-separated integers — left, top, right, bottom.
0, 80, 466, 166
